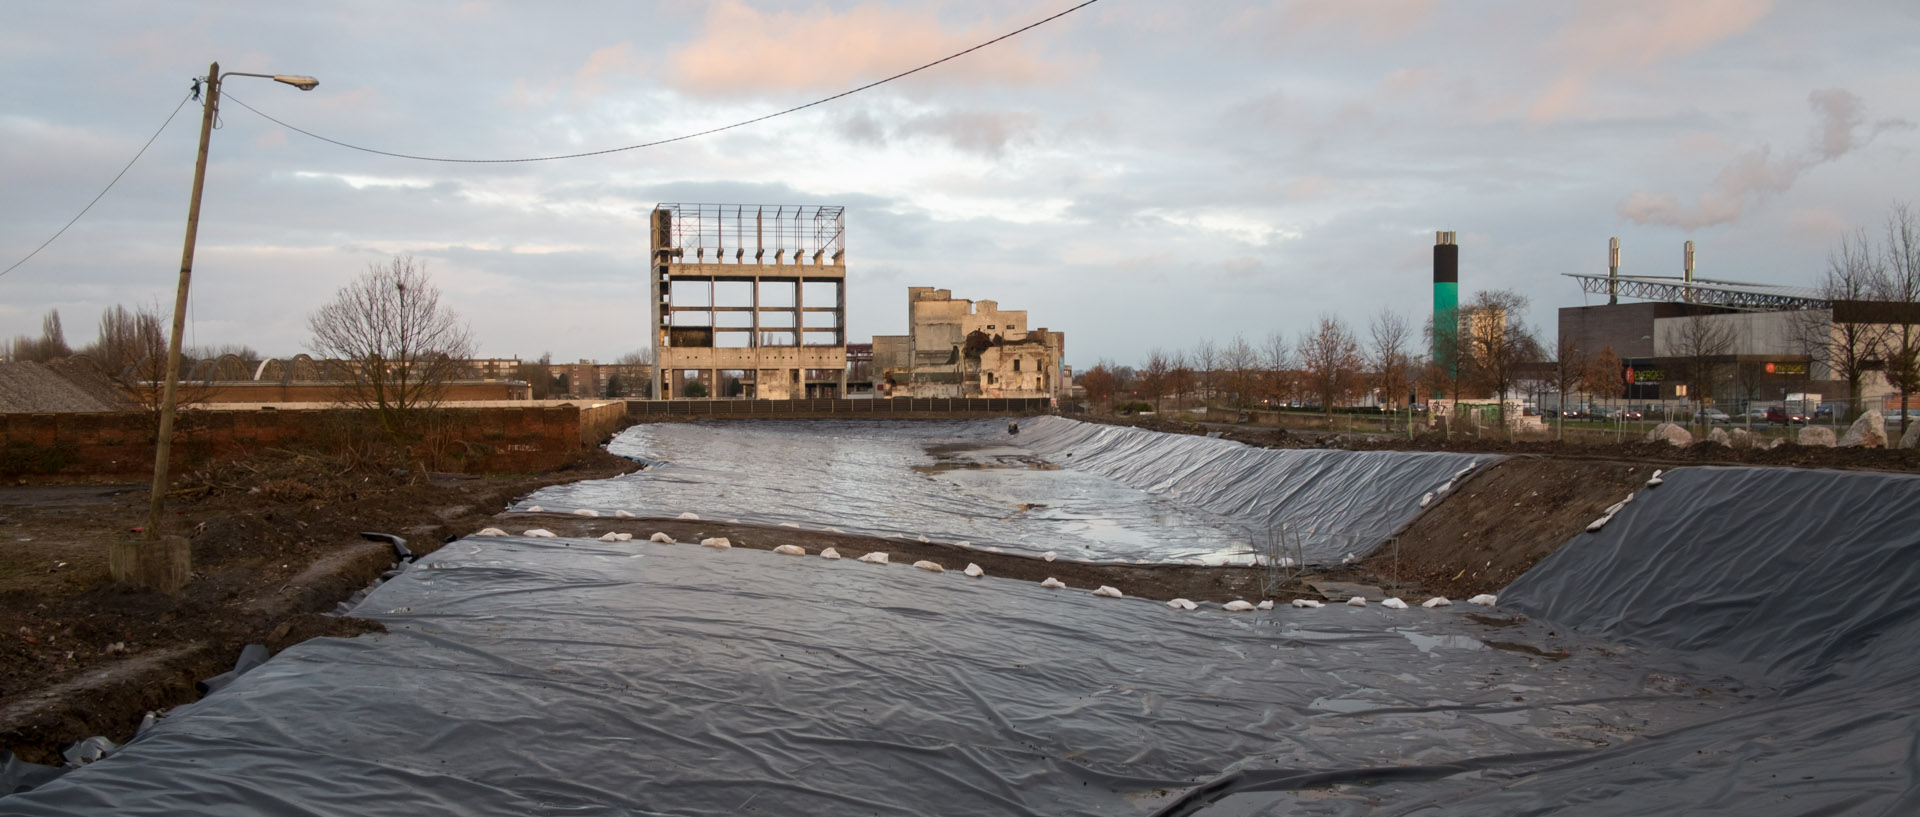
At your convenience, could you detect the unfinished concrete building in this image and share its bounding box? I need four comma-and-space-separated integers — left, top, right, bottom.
872, 287, 1065, 400
648, 204, 847, 399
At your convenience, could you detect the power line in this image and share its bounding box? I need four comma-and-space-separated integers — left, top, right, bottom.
224, 0, 1102, 164
1, 92, 196, 280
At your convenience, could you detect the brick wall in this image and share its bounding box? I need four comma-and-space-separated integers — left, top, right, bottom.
1, 405, 608, 479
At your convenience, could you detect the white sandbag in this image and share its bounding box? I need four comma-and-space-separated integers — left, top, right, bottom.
1468, 594, 1498, 606
572, 508, 599, 517
476, 527, 507, 537
858, 551, 889, 564
1041, 577, 1066, 588
1341, 552, 1356, 565
1381, 597, 1409, 609
1256, 600, 1275, 610
820, 547, 841, 560
700, 537, 731, 549
823, 526, 844, 534
1420, 491, 1435, 508
913, 560, 945, 573
1291, 599, 1324, 608
613, 532, 633, 541
1092, 586, 1123, 598
963, 563, 984, 578
525, 505, 544, 513
1646, 469, 1664, 487
1422, 597, 1452, 608
677, 512, 700, 520
917, 534, 930, 543
1042, 551, 1058, 562
1223, 600, 1256, 612
598, 532, 622, 542
1346, 596, 1367, 607
523, 528, 557, 538
614, 510, 636, 519
773, 545, 806, 556
649, 532, 676, 544
778, 522, 800, 528
1167, 598, 1197, 610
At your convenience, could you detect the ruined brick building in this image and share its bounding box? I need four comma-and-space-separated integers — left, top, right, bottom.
871, 287, 1065, 400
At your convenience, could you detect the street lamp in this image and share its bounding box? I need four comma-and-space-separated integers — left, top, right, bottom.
118, 61, 317, 593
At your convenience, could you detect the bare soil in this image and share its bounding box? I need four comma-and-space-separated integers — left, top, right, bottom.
0, 448, 639, 764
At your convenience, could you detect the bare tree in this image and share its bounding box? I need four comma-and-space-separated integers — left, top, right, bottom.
1079, 361, 1119, 410
1190, 338, 1219, 407
1297, 315, 1361, 415
1139, 349, 1171, 413
4, 309, 73, 363
1167, 352, 1194, 414
1221, 334, 1258, 408
1423, 313, 1464, 404
1547, 333, 1590, 439
1458, 289, 1541, 428
1663, 313, 1737, 420
1368, 309, 1412, 411
1794, 230, 1888, 418
307, 255, 475, 449
613, 349, 654, 398
1261, 330, 1295, 407
1880, 202, 1920, 433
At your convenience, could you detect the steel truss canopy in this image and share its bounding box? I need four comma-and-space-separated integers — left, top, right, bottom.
1564, 273, 1829, 312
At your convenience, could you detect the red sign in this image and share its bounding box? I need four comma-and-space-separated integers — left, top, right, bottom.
1624, 366, 1636, 384
1765, 362, 1776, 374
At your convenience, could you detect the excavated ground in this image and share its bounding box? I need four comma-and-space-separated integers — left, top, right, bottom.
0, 416, 1893, 764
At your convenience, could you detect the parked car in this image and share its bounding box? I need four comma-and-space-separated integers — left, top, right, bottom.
1814, 405, 1835, 421
1745, 409, 1769, 423
1621, 408, 1644, 420
1764, 406, 1806, 425
1701, 408, 1731, 424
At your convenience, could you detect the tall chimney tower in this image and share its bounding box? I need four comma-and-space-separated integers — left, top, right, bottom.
1683, 240, 1696, 303
1432, 231, 1459, 380
1608, 237, 1621, 305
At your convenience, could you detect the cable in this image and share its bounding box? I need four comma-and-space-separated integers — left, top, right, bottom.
224, 0, 1101, 164
1, 92, 196, 279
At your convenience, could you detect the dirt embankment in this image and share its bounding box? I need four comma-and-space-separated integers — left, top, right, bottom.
0, 447, 640, 763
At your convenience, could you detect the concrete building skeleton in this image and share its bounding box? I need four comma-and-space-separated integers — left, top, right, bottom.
648, 204, 848, 400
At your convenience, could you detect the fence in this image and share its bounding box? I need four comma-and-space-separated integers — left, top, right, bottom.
1260, 520, 1397, 596
626, 397, 1053, 418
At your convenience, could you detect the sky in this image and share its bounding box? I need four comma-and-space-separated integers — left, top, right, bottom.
3, 0, 1918, 371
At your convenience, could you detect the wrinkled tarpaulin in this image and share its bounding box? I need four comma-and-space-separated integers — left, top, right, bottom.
535, 418, 1482, 564
2, 536, 1730, 816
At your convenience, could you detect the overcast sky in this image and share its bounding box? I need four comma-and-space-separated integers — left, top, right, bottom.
3, 0, 1917, 370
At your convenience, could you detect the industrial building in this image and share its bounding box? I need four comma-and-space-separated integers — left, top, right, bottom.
871, 287, 1066, 400
647, 204, 848, 399
1558, 239, 1916, 412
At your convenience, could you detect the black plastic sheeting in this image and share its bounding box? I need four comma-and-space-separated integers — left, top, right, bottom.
1462, 466, 1920, 815
533, 418, 1481, 565
1013, 417, 1489, 563
0, 536, 1737, 816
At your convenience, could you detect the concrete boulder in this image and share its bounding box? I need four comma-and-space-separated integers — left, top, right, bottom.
1901, 417, 1920, 449
1839, 410, 1887, 448
1727, 428, 1756, 448
1706, 427, 1731, 446
1798, 425, 1837, 447
1647, 423, 1693, 447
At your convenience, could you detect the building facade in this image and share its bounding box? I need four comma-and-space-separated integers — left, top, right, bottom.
872, 287, 1066, 400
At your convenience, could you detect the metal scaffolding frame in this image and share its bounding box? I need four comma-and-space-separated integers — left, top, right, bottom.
1565, 273, 1828, 312
653, 204, 846, 264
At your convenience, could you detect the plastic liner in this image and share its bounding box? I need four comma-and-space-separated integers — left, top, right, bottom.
1502, 466, 1920, 686
548, 418, 1269, 564
193, 644, 271, 697
1013, 417, 1488, 562
537, 418, 1479, 565
1467, 466, 1920, 815
0, 536, 1736, 816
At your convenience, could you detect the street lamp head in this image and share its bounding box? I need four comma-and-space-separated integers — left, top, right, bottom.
272, 75, 319, 91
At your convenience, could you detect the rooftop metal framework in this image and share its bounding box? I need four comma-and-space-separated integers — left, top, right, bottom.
1564, 273, 1828, 312
654, 204, 845, 264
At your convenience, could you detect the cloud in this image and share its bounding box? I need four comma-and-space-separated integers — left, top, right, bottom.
1229, 0, 1436, 44
896, 110, 1038, 157
667, 1, 1082, 97
1618, 89, 1914, 230
1530, 0, 1773, 122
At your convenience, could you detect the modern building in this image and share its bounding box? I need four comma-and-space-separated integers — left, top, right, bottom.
871, 287, 1066, 400
1558, 239, 1917, 411
648, 204, 848, 399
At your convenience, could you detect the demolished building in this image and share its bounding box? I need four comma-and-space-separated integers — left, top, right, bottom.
872, 287, 1065, 400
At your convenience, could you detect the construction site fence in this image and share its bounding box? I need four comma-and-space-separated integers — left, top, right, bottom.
625, 397, 1054, 418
